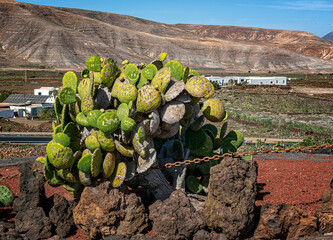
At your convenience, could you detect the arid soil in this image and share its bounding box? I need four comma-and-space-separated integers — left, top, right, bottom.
0, 118, 53, 133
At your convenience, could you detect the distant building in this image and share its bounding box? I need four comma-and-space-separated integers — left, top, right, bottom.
2, 94, 52, 118
207, 76, 287, 86
34, 87, 58, 103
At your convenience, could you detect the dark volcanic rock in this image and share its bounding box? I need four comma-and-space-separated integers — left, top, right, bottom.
204, 157, 258, 239
13, 160, 53, 240
254, 203, 318, 239
73, 181, 149, 239
149, 190, 205, 240
49, 194, 77, 238
316, 189, 333, 234
193, 229, 213, 240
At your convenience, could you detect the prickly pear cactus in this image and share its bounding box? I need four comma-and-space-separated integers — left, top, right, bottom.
0, 185, 14, 206
37, 52, 243, 199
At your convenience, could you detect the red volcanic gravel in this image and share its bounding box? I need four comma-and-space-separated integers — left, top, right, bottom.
1, 153, 333, 239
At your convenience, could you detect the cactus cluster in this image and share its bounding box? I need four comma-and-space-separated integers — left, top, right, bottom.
39, 52, 243, 197
0, 185, 13, 206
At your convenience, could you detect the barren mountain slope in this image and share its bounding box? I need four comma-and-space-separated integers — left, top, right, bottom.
174, 24, 333, 61
1, 1, 333, 72
323, 32, 333, 41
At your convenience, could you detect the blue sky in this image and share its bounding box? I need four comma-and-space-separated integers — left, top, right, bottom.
19, 0, 333, 37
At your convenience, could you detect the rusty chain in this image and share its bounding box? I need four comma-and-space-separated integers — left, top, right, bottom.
0, 144, 332, 181
155, 143, 333, 169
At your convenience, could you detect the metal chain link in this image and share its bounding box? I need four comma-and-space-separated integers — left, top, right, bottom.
158, 143, 333, 169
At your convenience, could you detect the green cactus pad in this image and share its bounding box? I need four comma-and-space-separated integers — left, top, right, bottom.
0, 185, 14, 207
111, 78, 123, 98
202, 98, 226, 122
62, 182, 82, 193
81, 69, 89, 78
115, 140, 134, 157
220, 138, 237, 154
118, 83, 138, 104
86, 55, 101, 72
87, 110, 103, 128
103, 152, 116, 178
185, 128, 210, 152
189, 69, 200, 76
53, 125, 63, 135
190, 115, 205, 131
61, 104, 72, 131
132, 134, 145, 157
198, 162, 211, 176
186, 175, 203, 194
137, 75, 148, 89
97, 111, 120, 133
101, 63, 118, 86
185, 76, 213, 98
79, 171, 91, 186
54, 96, 63, 122
92, 71, 102, 84
52, 147, 75, 169
57, 169, 78, 183
124, 63, 140, 84
46, 140, 64, 161
182, 66, 189, 83
151, 67, 172, 94
204, 83, 215, 99
75, 112, 89, 127
59, 87, 76, 105
224, 130, 244, 148
159, 52, 168, 62
189, 133, 213, 157
142, 64, 158, 80
85, 135, 100, 152
63, 122, 80, 139
165, 60, 183, 81
78, 78, 94, 100
213, 137, 223, 150
220, 122, 228, 139
202, 124, 218, 137
111, 162, 127, 188
44, 164, 62, 187
121, 117, 136, 132
82, 149, 92, 156
137, 126, 146, 144
77, 154, 93, 174
53, 133, 71, 147
91, 148, 103, 177
81, 95, 94, 115
62, 71, 78, 93
136, 85, 162, 113
117, 103, 129, 122
94, 130, 115, 152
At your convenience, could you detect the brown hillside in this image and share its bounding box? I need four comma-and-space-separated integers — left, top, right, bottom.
1, 1, 333, 73
174, 24, 333, 61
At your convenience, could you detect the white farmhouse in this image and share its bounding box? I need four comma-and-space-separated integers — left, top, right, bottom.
215, 76, 287, 86
34, 87, 58, 103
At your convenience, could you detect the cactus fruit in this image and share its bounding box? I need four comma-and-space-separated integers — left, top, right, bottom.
159, 52, 168, 62
0, 185, 13, 206
165, 60, 183, 81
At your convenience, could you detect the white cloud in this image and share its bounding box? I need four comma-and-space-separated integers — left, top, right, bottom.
271, 0, 333, 10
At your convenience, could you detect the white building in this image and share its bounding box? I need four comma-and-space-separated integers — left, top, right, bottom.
34, 87, 58, 103
216, 76, 287, 86
205, 76, 226, 86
